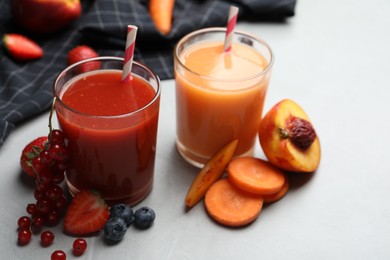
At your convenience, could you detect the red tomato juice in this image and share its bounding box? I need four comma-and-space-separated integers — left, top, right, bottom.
56, 70, 160, 205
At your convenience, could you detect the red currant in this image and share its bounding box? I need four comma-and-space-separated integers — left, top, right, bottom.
18, 229, 32, 245
55, 162, 68, 172
32, 156, 45, 174
49, 129, 65, 145
26, 203, 38, 216
40, 230, 55, 247
46, 210, 60, 226
34, 188, 46, 200
37, 168, 54, 185
52, 172, 65, 184
39, 150, 53, 165
72, 238, 87, 256
17, 216, 31, 229
49, 144, 69, 163
55, 196, 68, 211
35, 179, 50, 192
46, 185, 64, 201
36, 198, 53, 215
32, 216, 45, 230
51, 250, 66, 260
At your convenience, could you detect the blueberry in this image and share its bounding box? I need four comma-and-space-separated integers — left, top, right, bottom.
104, 217, 127, 242
134, 207, 155, 229
110, 204, 134, 226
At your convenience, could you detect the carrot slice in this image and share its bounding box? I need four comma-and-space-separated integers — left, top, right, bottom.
205, 179, 263, 227
227, 157, 285, 195
185, 139, 238, 209
149, 0, 175, 35
263, 176, 289, 203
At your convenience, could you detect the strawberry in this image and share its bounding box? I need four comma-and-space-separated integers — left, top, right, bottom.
20, 136, 48, 178
64, 190, 110, 235
67, 45, 100, 73
3, 34, 44, 61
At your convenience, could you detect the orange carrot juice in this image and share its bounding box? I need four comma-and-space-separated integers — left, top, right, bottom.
174, 28, 273, 167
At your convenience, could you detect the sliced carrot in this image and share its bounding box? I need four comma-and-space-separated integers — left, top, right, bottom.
185, 139, 238, 209
149, 0, 175, 35
227, 157, 285, 195
263, 176, 289, 203
205, 179, 263, 227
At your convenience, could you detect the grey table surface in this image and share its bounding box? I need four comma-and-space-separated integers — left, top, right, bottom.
1, 0, 390, 259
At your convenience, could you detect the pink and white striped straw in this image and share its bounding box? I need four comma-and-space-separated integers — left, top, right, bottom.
224, 6, 239, 52
122, 25, 138, 82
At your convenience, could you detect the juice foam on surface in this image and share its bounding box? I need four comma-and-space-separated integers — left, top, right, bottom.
61, 70, 155, 117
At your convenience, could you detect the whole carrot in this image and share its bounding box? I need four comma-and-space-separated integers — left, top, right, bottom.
149, 0, 174, 35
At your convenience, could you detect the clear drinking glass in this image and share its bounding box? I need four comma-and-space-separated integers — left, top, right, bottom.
174, 27, 274, 168
53, 57, 161, 205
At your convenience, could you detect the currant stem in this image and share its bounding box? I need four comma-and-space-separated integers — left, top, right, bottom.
48, 97, 57, 137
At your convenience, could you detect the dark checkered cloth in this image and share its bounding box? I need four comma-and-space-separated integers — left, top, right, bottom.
0, 0, 296, 147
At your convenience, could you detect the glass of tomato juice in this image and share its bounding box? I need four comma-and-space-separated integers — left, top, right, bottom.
53, 57, 161, 206
174, 28, 274, 168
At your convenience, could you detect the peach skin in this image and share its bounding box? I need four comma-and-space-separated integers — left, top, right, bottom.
258, 99, 321, 172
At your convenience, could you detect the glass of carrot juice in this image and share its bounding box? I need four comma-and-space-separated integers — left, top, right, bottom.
53, 57, 161, 206
174, 27, 274, 168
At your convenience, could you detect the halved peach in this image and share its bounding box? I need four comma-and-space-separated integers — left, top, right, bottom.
258, 99, 321, 172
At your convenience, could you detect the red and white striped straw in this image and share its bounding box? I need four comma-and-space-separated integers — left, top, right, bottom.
122, 25, 138, 82
224, 6, 239, 52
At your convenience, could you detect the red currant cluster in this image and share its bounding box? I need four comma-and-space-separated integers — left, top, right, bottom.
17, 129, 70, 249
26, 130, 69, 229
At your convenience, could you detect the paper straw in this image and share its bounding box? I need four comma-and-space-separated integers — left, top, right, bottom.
122, 25, 138, 82
224, 6, 239, 52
